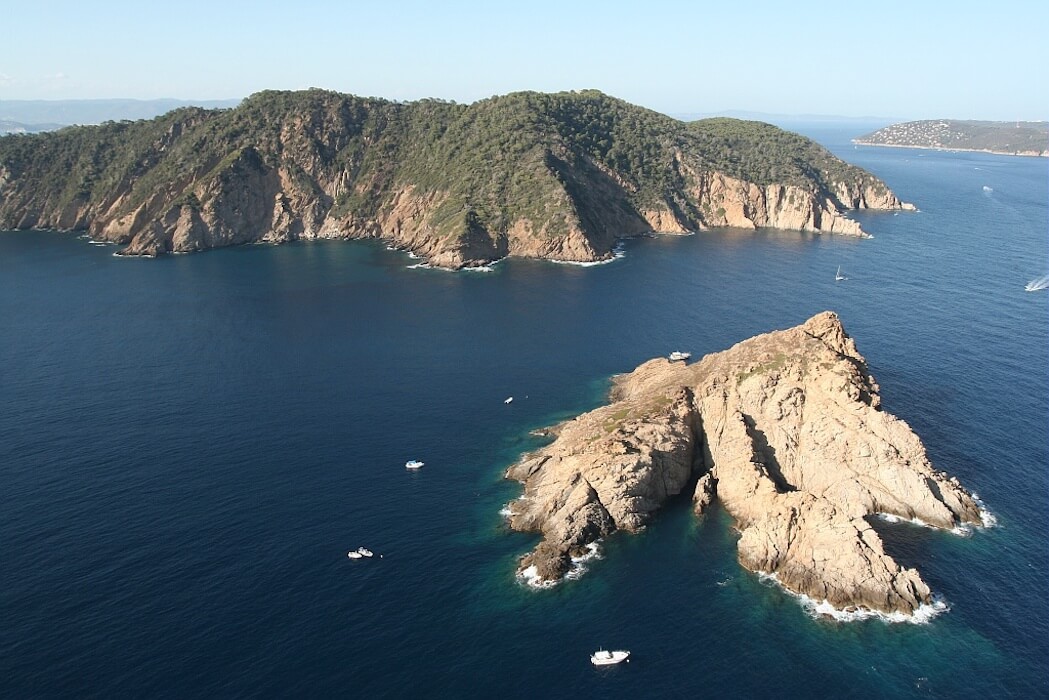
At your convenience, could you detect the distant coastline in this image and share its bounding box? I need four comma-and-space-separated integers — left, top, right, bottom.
852, 140, 1048, 158
853, 119, 1048, 158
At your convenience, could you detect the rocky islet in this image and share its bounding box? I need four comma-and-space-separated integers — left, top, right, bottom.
505, 312, 985, 617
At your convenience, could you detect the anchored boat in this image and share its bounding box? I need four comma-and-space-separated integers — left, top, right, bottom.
590, 649, 630, 666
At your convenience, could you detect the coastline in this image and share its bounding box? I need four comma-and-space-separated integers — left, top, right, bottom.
852, 140, 1048, 158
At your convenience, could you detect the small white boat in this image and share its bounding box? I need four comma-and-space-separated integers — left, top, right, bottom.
835, 265, 848, 282
1025, 275, 1049, 292
405, 460, 424, 470
357, 547, 374, 557
347, 550, 364, 559
983, 185, 993, 192
590, 649, 630, 666
504, 396, 513, 404
668, 351, 691, 362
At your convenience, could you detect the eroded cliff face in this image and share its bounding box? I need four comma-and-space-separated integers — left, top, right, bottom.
679, 171, 913, 237
505, 313, 983, 616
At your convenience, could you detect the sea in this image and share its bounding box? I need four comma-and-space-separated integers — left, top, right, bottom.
1, 125, 1046, 698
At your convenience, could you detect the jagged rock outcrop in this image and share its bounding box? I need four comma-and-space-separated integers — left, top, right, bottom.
505, 312, 982, 615
0, 90, 912, 267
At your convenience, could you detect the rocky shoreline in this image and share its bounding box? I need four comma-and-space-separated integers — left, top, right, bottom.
504, 312, 985, 617
853, 141, 1048, 158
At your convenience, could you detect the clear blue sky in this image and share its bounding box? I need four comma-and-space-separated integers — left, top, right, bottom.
2, 0, 1046, 120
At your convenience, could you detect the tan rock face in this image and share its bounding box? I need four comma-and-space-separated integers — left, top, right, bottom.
640, 207, 690, 233
505, 312, 983, 615
686, 172, 870, 236
4, 155, 909, 268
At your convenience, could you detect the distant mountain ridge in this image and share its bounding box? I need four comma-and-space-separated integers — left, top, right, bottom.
854, 120, 1048, 157
0, 119, 65, 135
0, 89, 911, 268
0, 98, 241, 131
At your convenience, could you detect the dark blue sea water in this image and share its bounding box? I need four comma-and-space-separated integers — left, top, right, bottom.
2, 129, 1047, 698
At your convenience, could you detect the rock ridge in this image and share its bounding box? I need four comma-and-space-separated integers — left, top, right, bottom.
504, 312, 983, 616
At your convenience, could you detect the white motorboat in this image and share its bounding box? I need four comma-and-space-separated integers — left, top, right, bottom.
347, 550, 364, 559
405, 460, 424, 470
504, 396, 513, 404
668, 351, 691, 362
1025, 275, 1049, 292
835, 265, 847, 281
357, 547, 374, 557
590, 649, 630, 666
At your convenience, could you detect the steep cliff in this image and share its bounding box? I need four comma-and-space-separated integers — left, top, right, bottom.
505, 313, 984, 616
0, 90, 911, 267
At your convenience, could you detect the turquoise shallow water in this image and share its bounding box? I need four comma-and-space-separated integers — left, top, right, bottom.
1, 127, 1046, 697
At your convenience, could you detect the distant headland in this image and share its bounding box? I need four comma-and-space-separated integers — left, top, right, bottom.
0, 89, 913, 269
854, 120, 1048, 157
505, 312, 989, 619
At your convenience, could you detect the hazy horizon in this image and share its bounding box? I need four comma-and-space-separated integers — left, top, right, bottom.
1, 1, 1046, 122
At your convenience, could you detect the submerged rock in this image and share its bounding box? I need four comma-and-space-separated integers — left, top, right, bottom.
504, 312, 982, 616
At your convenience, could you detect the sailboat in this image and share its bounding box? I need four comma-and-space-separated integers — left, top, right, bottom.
835, 266, 847, 282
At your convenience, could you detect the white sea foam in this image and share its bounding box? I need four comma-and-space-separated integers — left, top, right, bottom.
876, 512, 944, 531
548, 257, 615, 267
1025, 275, 1049, 292
565, 541, 603, 580
498, 505, 513, 518
516, 540, 603, 589
971, 493, 998, 528
517, 565, 558, 590
548, 242, 626, 267
406, 260, 496, 272
758, 572, 948, 624
875, 498, 998, 536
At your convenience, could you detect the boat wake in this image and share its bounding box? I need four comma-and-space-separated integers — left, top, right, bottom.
1024, 274, 1049, 292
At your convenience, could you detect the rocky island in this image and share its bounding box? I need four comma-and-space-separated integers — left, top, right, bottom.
505, 312, 985, 617
854, 120, 1048, 157
0, 89, 912, 268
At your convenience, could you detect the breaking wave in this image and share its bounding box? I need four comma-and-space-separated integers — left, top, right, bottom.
758, 572, 948, 624
517, 540, 603, 589
548, 242, 626, 267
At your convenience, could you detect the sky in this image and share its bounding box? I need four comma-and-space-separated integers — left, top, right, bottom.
1, 0, 1047, 120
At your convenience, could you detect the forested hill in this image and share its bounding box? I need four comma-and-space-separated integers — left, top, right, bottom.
0, 89, 909, 268
854, 120, 1048, 157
